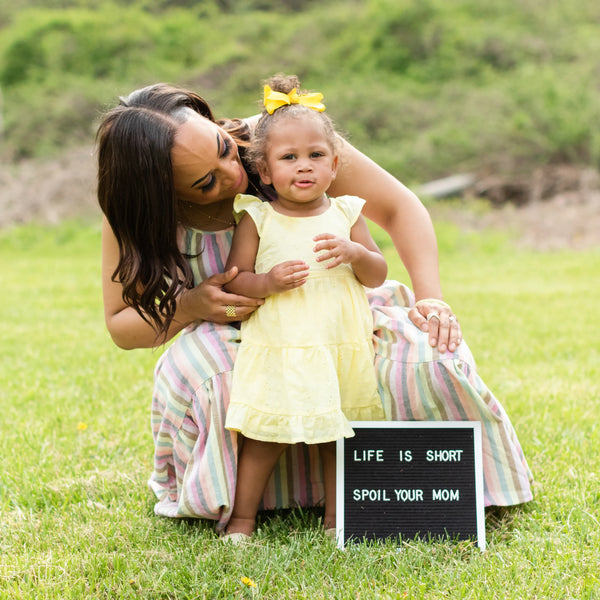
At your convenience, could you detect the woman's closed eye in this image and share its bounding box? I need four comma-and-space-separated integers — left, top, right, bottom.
198, 137, 233, 193
199, 175, 216, 193
221, 137, 232, 158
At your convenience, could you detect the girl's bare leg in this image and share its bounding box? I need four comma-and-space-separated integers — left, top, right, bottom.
225, 438, 288, 537
318, 442, 337, 530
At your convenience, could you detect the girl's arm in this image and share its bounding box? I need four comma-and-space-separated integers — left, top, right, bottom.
348, 215, 388, 287
101, 217, 263, 349
313, 215, 387, 288
225, 214, 309, 298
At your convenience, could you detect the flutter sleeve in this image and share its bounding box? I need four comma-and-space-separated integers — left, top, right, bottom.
233, 194, 270, 235
331, 194, 366, 227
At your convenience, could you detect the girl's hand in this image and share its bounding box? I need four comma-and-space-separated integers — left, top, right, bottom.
267, 260, 310, 293
409, 299, 462, 353
180, 267, 264, 323
313, 233, 360, 268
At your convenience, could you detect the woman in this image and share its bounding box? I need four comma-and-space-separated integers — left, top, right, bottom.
97, 82, 533, 531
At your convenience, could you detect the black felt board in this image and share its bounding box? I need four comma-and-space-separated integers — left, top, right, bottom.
335, 422, 485, 550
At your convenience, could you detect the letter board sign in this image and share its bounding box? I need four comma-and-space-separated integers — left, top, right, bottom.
335, 421, 485, 550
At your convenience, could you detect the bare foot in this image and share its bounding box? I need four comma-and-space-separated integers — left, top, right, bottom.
224, 517, 255, 537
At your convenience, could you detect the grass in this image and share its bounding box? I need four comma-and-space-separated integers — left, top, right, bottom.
1, 219, 599, 599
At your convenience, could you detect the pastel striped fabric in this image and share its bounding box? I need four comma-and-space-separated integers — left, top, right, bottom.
149, 228, 533, 531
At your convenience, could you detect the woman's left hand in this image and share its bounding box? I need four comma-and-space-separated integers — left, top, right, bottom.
408, 299, 462, 353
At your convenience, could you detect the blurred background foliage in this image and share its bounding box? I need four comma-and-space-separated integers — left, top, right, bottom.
1, 0, 599, 183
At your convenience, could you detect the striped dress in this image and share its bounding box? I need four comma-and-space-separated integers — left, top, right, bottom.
149, 227, 533, 531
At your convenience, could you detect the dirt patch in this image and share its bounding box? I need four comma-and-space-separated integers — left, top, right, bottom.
0, 146, 100, 228
440, 190, 600, 251
0, 147, 598, 250
428, 165, 600, 251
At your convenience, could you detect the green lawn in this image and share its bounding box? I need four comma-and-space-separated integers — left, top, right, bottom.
1, 220, 599, 599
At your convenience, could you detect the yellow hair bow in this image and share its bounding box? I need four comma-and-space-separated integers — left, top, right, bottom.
263, 85, 325, 115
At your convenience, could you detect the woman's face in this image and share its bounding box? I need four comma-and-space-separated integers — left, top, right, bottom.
171, 115, 248, 206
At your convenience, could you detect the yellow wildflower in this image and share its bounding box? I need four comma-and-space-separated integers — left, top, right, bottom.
241, 576, 257, 588
77, 422, 88, 430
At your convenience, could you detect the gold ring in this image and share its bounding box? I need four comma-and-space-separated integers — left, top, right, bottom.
225, 305, 237, 318
426, 311, 440, 322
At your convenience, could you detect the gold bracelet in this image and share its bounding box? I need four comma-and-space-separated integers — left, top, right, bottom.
414, 298, 451, 310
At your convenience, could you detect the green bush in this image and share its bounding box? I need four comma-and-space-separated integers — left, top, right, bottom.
505, 63, 600, 166
1, 0, 600, 175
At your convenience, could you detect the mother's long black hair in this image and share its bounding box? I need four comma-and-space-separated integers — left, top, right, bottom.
96, 84, 249, 337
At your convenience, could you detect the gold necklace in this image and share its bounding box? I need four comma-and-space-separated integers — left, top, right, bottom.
183, 201, 236, 228
181, 178, 267, 229
195, 207, 236, 226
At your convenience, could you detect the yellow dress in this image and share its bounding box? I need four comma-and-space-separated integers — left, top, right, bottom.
225, 194, 384, 444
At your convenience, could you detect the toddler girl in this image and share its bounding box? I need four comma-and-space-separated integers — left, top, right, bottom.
223, 75, 387, 541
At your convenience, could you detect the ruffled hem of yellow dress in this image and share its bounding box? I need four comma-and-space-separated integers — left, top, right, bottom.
225, 399, 385, 444
342, 401, 386, 422
226, 403, 355, 444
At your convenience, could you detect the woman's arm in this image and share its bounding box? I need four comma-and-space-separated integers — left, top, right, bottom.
328, 139, 440, 299
240, 118, 439, 297
328, 139, 461, 352
102, 217, 184, 348
101, 217, 263, 349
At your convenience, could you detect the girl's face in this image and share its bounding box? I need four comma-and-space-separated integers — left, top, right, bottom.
257, 115, 338, 210
171, 115, 248, 206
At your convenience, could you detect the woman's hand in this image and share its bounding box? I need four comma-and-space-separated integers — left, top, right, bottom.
408, 299, 462, 354
179, 267, 264, 324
